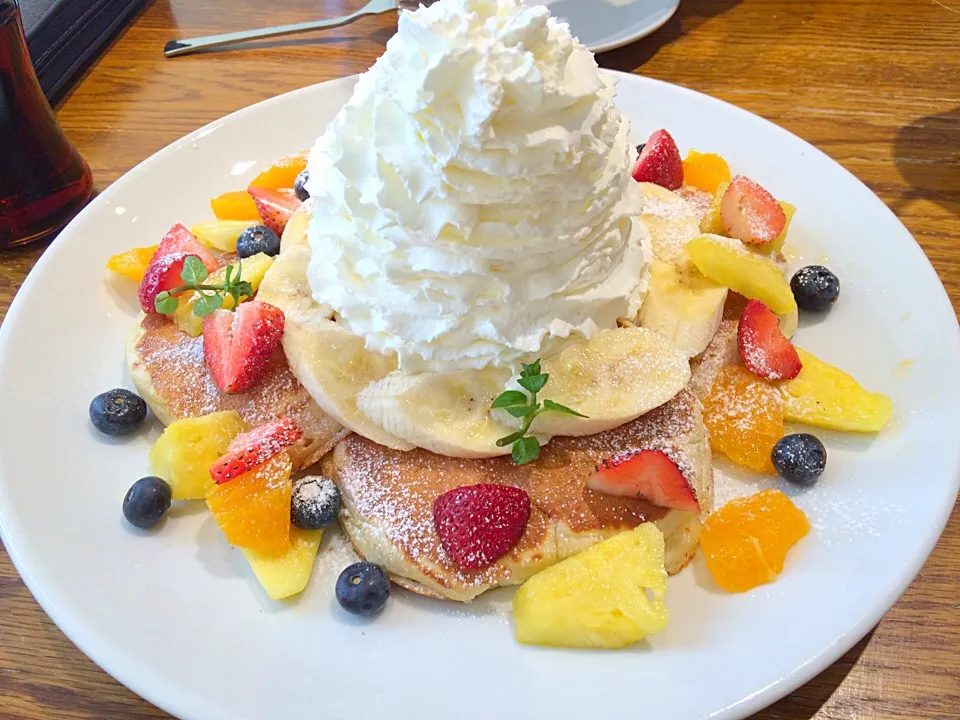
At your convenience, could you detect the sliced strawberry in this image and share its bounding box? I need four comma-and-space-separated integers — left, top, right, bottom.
247, 186, 301, 236
210, 417, 303, 484
632, 129, 683, 190
138, 252, 194, 314
433, 484, 531, 571
587, 448, 700, 512
202, 300, 285, 393
720, 175, 786, 245
737, 299, 802, 380
156, 223, 218, 272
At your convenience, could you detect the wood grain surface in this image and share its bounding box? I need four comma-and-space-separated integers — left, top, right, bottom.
1, 0, 958, 717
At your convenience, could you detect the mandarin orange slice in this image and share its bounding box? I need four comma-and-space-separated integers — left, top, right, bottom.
249, 152, 308, 190
700, 488, 810, 592
682, 150, 731, 194
106, 245, 159, 282
210, 190, 261, 221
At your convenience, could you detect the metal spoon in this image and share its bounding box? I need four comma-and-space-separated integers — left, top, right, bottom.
164, 0, 422, 58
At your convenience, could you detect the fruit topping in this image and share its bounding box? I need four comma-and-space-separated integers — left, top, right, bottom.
433, 483, 531, 571
737, 299, 802, 380
206, 452, 293, 554
779, 348, 893, 432
156, 223, 219, 271
587, 448, 700, 512
247, 186, 301, 236
149, 411, 247, 499
242, 527, 324, 600
202, 300, 285, 394
720, 175, 786, 245
236, 225, 281, 258
772, 433, 827, 486
211, 190, 261, 221
174, 253, 274, 337
294, 170, 311, 201
89, 388, 147, 436
686, 234, 797, 314
675, 185, 713, 221
699, 179, 729, 235
512, 524, 668, 649
681, 150, 731, 194
106, 245, 159, 282
123, 476, 172, 529
700, 489, 810, 592
138, 252, 195, 314
249, 152, 308, 190
191, 220, 257, 252
790, 265, 840, 312
336, 562, 391, 616
702, 364, 784, 473
209, 417, 303, 484
291, 475, 342, 530
632, 129, 683, 190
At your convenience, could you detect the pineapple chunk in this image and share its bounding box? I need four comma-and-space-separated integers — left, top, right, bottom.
699, 180, 728, 235
242, 528, 323, 600
779, 348, 893, 432
771, 201, 796, 253
512, 524, 668, 649
686, 234, 797, 314
173, 253, 275, 336
191, 220, 257, 252
149, 411, 247, 499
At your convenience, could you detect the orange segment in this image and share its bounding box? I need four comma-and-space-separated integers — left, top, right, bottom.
105, 245, 159, 282
206, 452, 292, 554
682, 150, 731, 194
700, 489, 810, 592
702, 364, 784, 473
210, 190, 261, 221
249, 152, 308, 190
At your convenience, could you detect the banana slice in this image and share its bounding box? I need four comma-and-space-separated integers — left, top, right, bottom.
280, 202, 312, 251
257, 243, 414, 451
357, 368, 516, 458
639, 258, 728, 358
778, 307, 798, 339
495, 327, 690, 437
637, 182, 701, 269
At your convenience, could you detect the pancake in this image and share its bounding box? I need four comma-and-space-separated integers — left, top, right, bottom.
323, 389, 712, 602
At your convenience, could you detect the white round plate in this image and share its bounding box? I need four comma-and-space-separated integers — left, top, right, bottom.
1, 72, 958, 720
534, 0, 679, 52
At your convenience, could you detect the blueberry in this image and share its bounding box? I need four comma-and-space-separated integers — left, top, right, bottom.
123, 476, 172, 529
636, 142, 646, 155
771, 434, 827, 486
90, 389, 147, 436
291, 475, 341, 530
790, 265, 840, 312
294, 170, 310, 201
336, 562, 390, 616
236, 225, 281, 258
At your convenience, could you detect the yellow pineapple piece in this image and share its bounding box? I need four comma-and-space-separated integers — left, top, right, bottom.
149, 411, 247, 500
512, 524, 668, 649
686, 234, 797, 314
779, 348, 893, 432
753, 201, 796, 255
191, 220, 258, 252
242, 528, 323, 600
173, 253, 275, 336
699, 180, 728, 235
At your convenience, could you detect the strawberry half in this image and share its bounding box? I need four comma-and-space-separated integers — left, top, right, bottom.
203, 300, 285, 393
632, 129, 683, 190
210, 417, 303, 484
247, 186, 301, 236
138, 251, 195, 314
587, 448, 700, 512
720, 175, 786, 245
737, 299, 802, 380
433, 484, 531, 571
156, 223, 219, 272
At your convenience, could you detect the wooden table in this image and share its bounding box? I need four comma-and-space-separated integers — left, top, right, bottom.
1, 0, 958, 717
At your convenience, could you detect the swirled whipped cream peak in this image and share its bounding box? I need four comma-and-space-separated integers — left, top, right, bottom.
304, 0, 649, 373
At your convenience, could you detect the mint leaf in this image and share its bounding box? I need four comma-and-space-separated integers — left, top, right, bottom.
154, 292, 178, 314
193, 293, 224, 317
223, 265, 233, 285
233, 281, 253, 299
181, 255, 208, 285
512, 436, 540, 465
506, 403, 539, 418
496, 430, 525, 447
520, 359, 541, 378
543, 399, 588, 418
518, 373, 548, 394
492, 390, 528, 409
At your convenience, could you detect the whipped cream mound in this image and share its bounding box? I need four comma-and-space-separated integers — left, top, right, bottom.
305, 0, 649, 373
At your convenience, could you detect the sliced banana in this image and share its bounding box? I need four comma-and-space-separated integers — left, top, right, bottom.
495, 327, 690, 437
637, 182, 701, 269
778, 307, 798, 339
280, 202, 312, 251
639, 258, 728, 358
357, 368, 516, 458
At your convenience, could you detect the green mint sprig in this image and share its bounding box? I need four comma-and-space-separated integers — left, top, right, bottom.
492, 359, 587, 465
154, 256, 252, 317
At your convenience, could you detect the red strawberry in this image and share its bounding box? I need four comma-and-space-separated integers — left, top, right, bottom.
737, 299, 802, 380
587, 448, 700, 512
156, 223, 218, 272
247, 186, 301, 236
720, 175, 786, 245
433, 484, 531, 571
210, 417, 303, 484
632, 129, 683, 190
203, 300, 285, 393
138, 251, 195, 314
